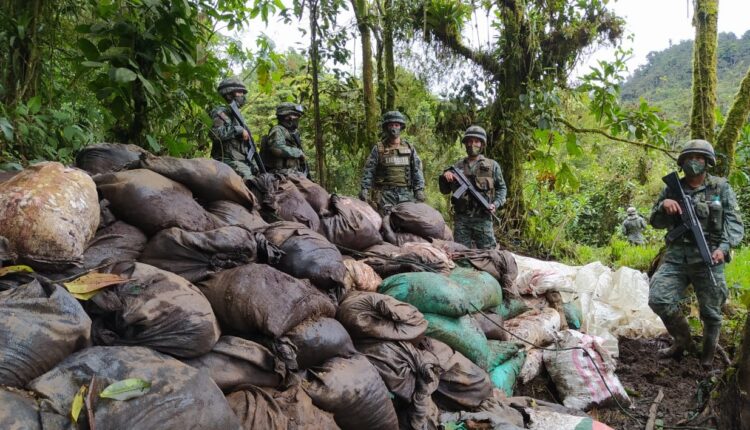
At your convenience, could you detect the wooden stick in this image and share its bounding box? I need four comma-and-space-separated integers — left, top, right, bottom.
645, 389, 665, 430
717, 344, 732, 367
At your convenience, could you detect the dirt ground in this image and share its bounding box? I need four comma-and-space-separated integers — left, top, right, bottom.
516, 336, 726, 430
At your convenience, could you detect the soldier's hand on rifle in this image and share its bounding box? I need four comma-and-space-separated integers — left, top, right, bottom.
443, 171, 456, 182
241, 129, 250, 141
712, 249, 725, 264
489, 204, 496, 213
662, 199, 682, 215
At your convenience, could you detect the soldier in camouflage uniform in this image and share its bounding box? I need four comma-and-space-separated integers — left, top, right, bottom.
438, 125, 507, 249
209, 77, 257, 180
622, 207, 647, 245
358, 111, 426, 214
649, 139, 744, 369
260, 102, 308, 176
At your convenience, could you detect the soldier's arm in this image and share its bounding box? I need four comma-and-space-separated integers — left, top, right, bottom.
648, 187, 673, 229
492, 161, 507, 208
210, 108, 244, 142
621, 221, 628, 236
411, 148, 426, 192
438, 170, 452, 194
720, 183, 745, 253
267, 127, 304, 158
360, 146, 379, 191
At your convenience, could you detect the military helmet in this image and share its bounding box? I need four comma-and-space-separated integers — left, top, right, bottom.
677, 139, 716, 166
217, 77, 247, 97
276, 102, 304, 118
462, 125, 487, 145
381, 111, 407, 127
627, 207, 637, 215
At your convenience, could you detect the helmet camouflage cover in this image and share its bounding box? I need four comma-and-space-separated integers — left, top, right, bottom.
217, 77, 247, 97
677, 139, 716, 166
627, 206, 637, 215
462, 125, 487, 145
381, 111, 407, 127
276, 102, 304, 118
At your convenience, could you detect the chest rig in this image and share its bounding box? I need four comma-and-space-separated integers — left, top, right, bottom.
375, 141, 413, 187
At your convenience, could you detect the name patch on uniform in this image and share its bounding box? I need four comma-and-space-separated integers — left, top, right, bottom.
385, 156, 410, 166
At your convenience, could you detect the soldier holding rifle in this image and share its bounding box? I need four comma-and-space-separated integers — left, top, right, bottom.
439, 125, 507, 249
649, 139, 744, 369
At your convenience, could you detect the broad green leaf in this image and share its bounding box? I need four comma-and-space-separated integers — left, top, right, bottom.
137, 75, 156, 96
146, 135, 161, 152
81, 61, 105, 68
64, 272, 128, 295
0, 117, 13, 141
100, 378, 151, 401
110, 67, 138, 84
27, 96, 42, 115
565, 133, 583, 156
77, 39, 100, 60
0, 265, 33, 277
71, 385, 87, 422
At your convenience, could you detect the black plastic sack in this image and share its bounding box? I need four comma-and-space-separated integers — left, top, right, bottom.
29, 346, 240, 430
88, 262, 220, 358
389, 202, 447, 240
264, 222, 347, 292
280, 317, 355, 369
83, 221, 147, 268
336, 291, 427, 341
199, 263, 337, 338
226, 386, 289, 430
321, 195, 382, 251
473, 312, 508, 341
262, 386, 339, 430
140, 155, 257, 208
139, 226, 282, 283
303, 354, 399, 430
288, 173, 331, 216
250, 173, 320, 232
75, 142, 148, 174
95, 169, 217, 236
422, 338, 493, 411
0, 274, 91, 387
452, 249, 519, 291
0, 388, 42, 429
183, 336, 287, 392
207, 200, 268, 230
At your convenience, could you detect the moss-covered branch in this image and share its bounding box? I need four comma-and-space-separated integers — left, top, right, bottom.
715, 65, 750, 176
690, 0, 718, 142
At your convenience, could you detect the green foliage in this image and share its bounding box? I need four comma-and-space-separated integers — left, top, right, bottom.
728, 247, 750, 303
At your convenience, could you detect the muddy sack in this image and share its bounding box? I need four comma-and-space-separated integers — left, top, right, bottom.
226, 386, 289, 430
280, 317, 356, 369
88, 262, 220, 358
250, 173, 320, 231
423, 338, 493, 410
141, 155, 257, 208
379, 272, 470, 316
473, 312, 507, 341
95, 169, 216, 235
0, 388, 43, 430
388, 202, 448, 239
489, 350, 526, 395
264, 222, 347, 291
288, 173, 331, 215
0, 162, 99, 267
183, 336, 287, 392
399, 242, 455, 274
0, 274, 91, 387
139, 226, 282, 283
29, 346, 240, 429
337, 291, 427, 341
452, 249, 519, 292
321, 195, 382, 251
75, 142, 149, 174
199, 263, 336, 338
504, 308, 561, 349
263, 386, 340, 430
342, 258, 382, 292
449, 266, 503, 310
381, 214, 429, 245
208, 200, 268, 230
303, 354, 399, 430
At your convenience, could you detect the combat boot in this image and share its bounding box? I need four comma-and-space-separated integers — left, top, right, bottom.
700, 323, 721, 369
658, 313, 695, 358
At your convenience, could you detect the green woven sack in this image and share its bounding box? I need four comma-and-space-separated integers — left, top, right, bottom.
448, 267, 503, 311
379, 272, 469, 316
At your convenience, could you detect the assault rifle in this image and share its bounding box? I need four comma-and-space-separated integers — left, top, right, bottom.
662, 171, 717, 286
446, 166, 502, 223
229, 100, 266, 174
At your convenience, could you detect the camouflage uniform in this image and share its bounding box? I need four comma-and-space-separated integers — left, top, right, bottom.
209, 77, 257, 180
261, 125, 307, 176
360, 140, 426, 214
622, 214, 647, 245
439, 155, 507, 249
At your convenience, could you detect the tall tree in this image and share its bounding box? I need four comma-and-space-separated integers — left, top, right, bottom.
715, 66, 750, 176
382, 0, 396, 110
689, 0, 719, 143
350, 0, 379, 146
309, 0, 326, 186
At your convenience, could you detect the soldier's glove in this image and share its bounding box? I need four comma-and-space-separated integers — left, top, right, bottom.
359, 189, 369, 202
415, 189, 426, 202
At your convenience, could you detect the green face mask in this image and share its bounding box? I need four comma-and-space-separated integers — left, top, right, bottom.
234, 94, 247, 107
466, 143, 481, 156
683, 159, 706, 177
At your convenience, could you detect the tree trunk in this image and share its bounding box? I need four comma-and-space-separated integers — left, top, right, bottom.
376, 35, 386, 112
383, 0, 395, 110
717, 314, 750, 429
351, 0, 379, 147
1, 0, 44, 106
715, 65, 750, 176
690, 0, 718, 143
309, 0, 327, 187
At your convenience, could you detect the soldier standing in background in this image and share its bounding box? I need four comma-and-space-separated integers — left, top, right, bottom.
209, 77, 257, 180
648, 139, 744, 369
622, 206, 647, 245
359, 111, 426, 214
260, 102, 308, 177
439, 125, 506, 249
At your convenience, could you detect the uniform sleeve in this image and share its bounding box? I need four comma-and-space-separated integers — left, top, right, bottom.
639, 217, 647, 229
492, 161, 507, 208
210, 108, 243, 143
621, 221, 628, 236
360, 146, 379, 191
267, 126, 304, 158
411, 148, 426, 191
649, 187, 673, 229
720, 183, 745, 252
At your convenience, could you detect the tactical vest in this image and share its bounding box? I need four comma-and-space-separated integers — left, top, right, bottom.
453, 157, 495, 212
260, 126, 302, 171
623, 217, 644, 235
211, 107, 249, 162
374, 141, 413, 188
666, 175, 725, 248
